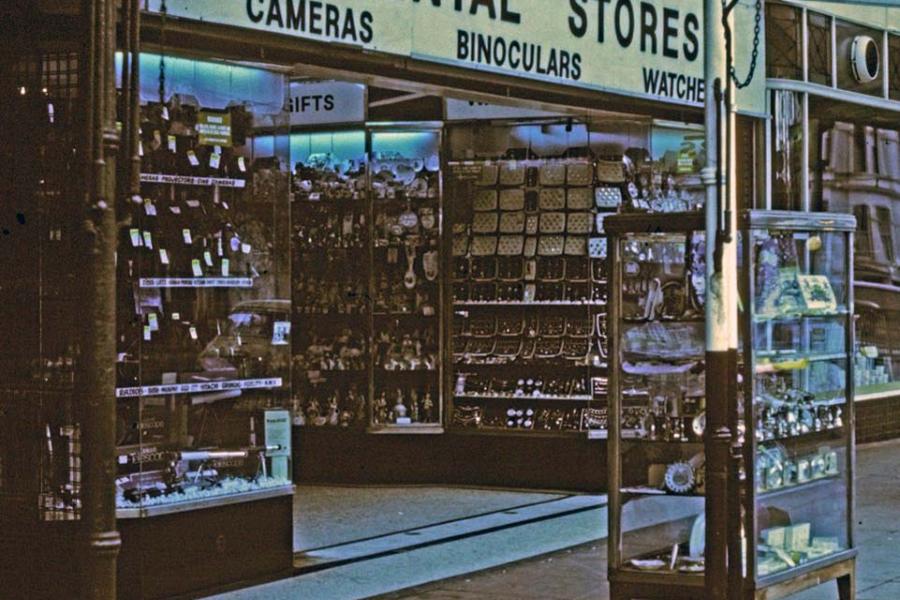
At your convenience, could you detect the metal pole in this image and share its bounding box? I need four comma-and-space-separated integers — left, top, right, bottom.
79, 0, 121, 596
129, 0, 141, 198
703, 0, 738, 598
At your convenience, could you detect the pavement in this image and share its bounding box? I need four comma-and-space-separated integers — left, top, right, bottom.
212, 439, 900, 600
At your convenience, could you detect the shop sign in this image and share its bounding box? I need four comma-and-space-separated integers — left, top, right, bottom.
445, 98, 561, 120
264, 410, 292, 457
288, 80, 365, 125
196, 111, 233, 146
147, 1, 764, 114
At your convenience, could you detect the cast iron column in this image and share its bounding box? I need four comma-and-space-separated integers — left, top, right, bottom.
703, 0, 738, 598
79, 0, 121, 597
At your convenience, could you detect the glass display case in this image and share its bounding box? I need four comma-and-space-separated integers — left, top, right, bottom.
740, 210, 856, 595
605, 210, 856, 599
114, 84, 294, 516
290, 127, 444, 433
605, 212, 707, 599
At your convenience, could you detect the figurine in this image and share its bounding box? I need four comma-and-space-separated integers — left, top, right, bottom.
422, 392, 434, 422
374, 392, 388, 424
393, 389, 407, 421
327, 396, 339, 426
409, 389, 419, 422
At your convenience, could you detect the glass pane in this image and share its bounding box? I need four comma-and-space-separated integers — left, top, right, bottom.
115, 53, 293, 511
370, 130, 442, 428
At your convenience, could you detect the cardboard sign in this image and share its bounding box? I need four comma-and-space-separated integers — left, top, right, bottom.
196, 111, 233, 147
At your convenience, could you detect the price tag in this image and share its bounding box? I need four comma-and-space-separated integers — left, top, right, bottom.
187, 150, 200, 166
159, 248, 169, 265
138, 140, 144, 157
221, 258, 230, 277
172, 312, 181, 321
189, 326, 198, 340
152, 130, 162, 149
143, 325, 152, 341
209, 152, 221, 169
161, 106, 169, 120
129, 228, 142, 247
221, 201, 229, 210
191, 259, 203, 277
230, 236, 241, 253
142, 231, 153, 250
217, 236, 224, 257
167, 135, 177, 153
241, 243, 251, 254
169, 205, 181, 215
144, 199, 157, 216
203, 251, 213, 267
186, 199, 200, 208
182, 228, 192, 245
237, 156, 246, 172
214, 145, 222, 155
148, 313, 159, 331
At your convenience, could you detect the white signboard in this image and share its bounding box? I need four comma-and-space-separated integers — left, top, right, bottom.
115, 378, 283, 398
288, 80, 366, 125
146, 1, 765, 114
445, 98, 561, 120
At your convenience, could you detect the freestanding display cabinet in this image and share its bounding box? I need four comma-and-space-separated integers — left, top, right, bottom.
605, 210, 856, 600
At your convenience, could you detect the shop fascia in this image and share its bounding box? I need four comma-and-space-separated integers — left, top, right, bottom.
147, 0, 766, 116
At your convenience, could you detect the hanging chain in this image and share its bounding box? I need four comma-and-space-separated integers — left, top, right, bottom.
724, 0, 763, 90
158, 0, 167, 104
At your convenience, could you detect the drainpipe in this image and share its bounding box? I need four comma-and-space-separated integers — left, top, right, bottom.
703, 0, 738, 598
79, 0, 121, 597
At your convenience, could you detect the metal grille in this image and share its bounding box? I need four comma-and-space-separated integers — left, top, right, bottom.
808, 13, 832, 86
766, 3, 803, 81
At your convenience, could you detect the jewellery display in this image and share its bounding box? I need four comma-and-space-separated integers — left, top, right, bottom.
449, 157, 610, 436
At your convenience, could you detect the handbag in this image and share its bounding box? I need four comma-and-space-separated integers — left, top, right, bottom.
470, 315, 497, 337
539, 315, 566, 337
471, 235, 498, 256
566, 317, 592, 337
499, 211, 526, 233
497, 282, 524, 302
478, 164, 499, 186
453, 282, 470, 302
497, 314, 525, 336
525, 214, 539, 235
539, 162, 567, 186
592, 257, 607, 282
566, 163, 594, 186
493, 337, 524, 359
562, 337, 591, 361
523, 237, 538, 258
538, 236, 565, 256
536, 282, 565, 302
499, 162, 526, 186
497, 256, 524, 281
596, 159, 625, 183
535, 337, 564, 358
588, 237, 607, 259
465, 337, 496, 357
564, 236, 588, 256
472, 211, 499, 233
499, 189, 525, 211
471, 282, 498, 302
566, 187, 593, 210
566, 212, 593, 234
539, 212, 566, 234
539, 188, 566, 211
595, 186, 623, 208
474, 189, 498, 211
565, 282, 591, 302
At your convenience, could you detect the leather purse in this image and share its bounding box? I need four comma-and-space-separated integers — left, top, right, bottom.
453, 234, 470, 257
525, 214, 539, 235
564, 282, 591, 302
539, 315, 566, 337
497, 314, 525, 336
566, 187, 593, 210
497, 282, 524, 302
536, 282, 565, 302
493, 337, 524, 359
562, 337, 591, 360
535, 337, 564, 358
566, 317, 592, 337
471, 282, 498, 302
497, 235, 525, 256
471, 256, 497, 280
565, 257, 590, 282
588, 237, 607, 259
470, 315, 497, 337
497, 256, 524, 281
537, 256, 566, 281
453, 282, 470, 302
523, 237, 538, 258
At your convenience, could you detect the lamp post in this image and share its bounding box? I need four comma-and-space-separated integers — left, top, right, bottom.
703, 0, 738, 598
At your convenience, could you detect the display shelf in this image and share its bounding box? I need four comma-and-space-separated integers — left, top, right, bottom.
753, 309, 850, 323
455, 393, 593, 402
454, 300, 606, 307
450, 428, 585, 439
754, 352, 847, 373
139, 172, 247, 188
756, 474, 841, 501
116, 484, 293, 519
367, 423, 444, 435
620, 487, 704, 497
114, 377, 284, 399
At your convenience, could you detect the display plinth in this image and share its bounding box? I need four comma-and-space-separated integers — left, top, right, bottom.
116, 487, 293, 600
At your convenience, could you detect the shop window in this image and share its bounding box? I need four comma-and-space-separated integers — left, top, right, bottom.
808, 12, 832, 86
890, 35, 900, 102
766, 3, 803, 80
875, 206, 895, 264
854, 205, 873, 259
772, 90, 802, 210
